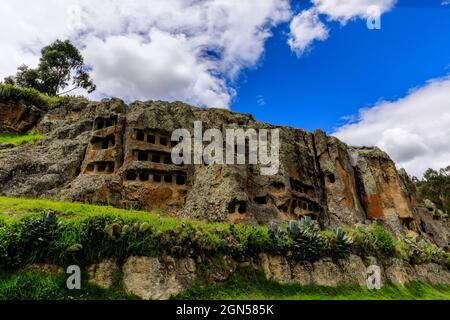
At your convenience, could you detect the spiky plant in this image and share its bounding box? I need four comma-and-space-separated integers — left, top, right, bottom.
326, 227, 353, 259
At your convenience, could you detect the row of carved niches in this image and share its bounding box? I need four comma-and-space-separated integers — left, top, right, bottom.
277, 197, 321, 220
91, 134, 116, 150
132, 149, 183, 166
84, 161, 115, 174
125, 169, 187, 187
289, 177, 315, 197
94, 115, 118, 131
134, 129, 177, 148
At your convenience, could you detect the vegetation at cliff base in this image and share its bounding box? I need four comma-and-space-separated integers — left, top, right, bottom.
174, 268, 450, 300
0, 197, 449, 272
0, 131, 44, 146
0, 197, 449, 300
1, 268, 449, 300
0, 270, 138, 300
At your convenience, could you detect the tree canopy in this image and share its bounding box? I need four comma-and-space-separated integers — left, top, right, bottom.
4, 40, 95, 96
414, 166, 450, 215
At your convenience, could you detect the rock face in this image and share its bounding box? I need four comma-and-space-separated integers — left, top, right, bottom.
0, 101, 45, 133
122, 256, 196, 300
0, 98, 448, 248
26, 254, 450, 299
260, 254, 450, 288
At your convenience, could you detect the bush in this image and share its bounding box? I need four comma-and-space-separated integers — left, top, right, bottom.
346, 223, 395, 257
0, 84, 61, 107
398, 237, 450, 267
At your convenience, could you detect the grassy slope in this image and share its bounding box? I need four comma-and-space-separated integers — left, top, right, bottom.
175, 269, 450, 300
0, 271, 138, 300
0, 131, 44, 145
1, 197, 450, 300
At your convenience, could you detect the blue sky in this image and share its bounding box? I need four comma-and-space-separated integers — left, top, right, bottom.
232, 2, 450, 133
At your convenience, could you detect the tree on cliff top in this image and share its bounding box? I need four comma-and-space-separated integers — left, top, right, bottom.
414, 166, 450, 215
4, 40, 96, 96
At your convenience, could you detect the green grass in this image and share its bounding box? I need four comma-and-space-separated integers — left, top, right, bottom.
0, 270, 139, 300
174, 268, 450, 300
0, 131, 44, 146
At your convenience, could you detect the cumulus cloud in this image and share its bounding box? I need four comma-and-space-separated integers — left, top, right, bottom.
288, 0, 396, 55
287, 9, 329, 55
333, 76, 450, 177
312, 0, 396, 23
0, 0, 291, 107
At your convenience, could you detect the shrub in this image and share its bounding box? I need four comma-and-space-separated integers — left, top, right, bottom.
346, 223, 394, 257
0, 84, 61, 108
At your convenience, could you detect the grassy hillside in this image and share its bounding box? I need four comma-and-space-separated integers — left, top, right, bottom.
0, 131, 44, 146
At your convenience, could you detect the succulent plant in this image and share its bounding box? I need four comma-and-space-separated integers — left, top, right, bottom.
104, 223, 122, 240
121, 224, 131, 235
41, 210, 59, 230
327, 227, 353, 259
138, 222, 150, 233
268, 222, 278, 235
287, 220, 300, 237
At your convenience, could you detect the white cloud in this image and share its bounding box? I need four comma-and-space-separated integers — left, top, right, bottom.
288, 0, 396, 55
287, 9, 329, 55
0, 0, 292, 107
333, 76, 450, 177
312, 0, 396, 23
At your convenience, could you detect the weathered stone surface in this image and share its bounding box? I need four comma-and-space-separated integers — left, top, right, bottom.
385, 258, 417, 285
311, 258, 345, 286
23, 263, 64, 274
203, 255, 237, 282
315, 131, 366, 228
0, 98, 447, 249
416, 200, 449, 250
122, 256, 196, 300
414, 263, 450, 285
291, 261, 313, 285
0, 142, 15, 150
350, 147, 422, 236
87, 258, 119, 289
0, 102, 45, 133
338, 254, 367, 286
259, 254, 292, 284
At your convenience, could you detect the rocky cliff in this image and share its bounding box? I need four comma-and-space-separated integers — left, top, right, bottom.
0, 98, 448, 250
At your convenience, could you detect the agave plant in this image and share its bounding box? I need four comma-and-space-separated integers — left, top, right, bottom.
268, 222, 278, 235
329, 227, 353, 259
41, 210, 59, 230
287, 220, 300, 237
289, 218, 324, 261
292, 228, 324, 261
